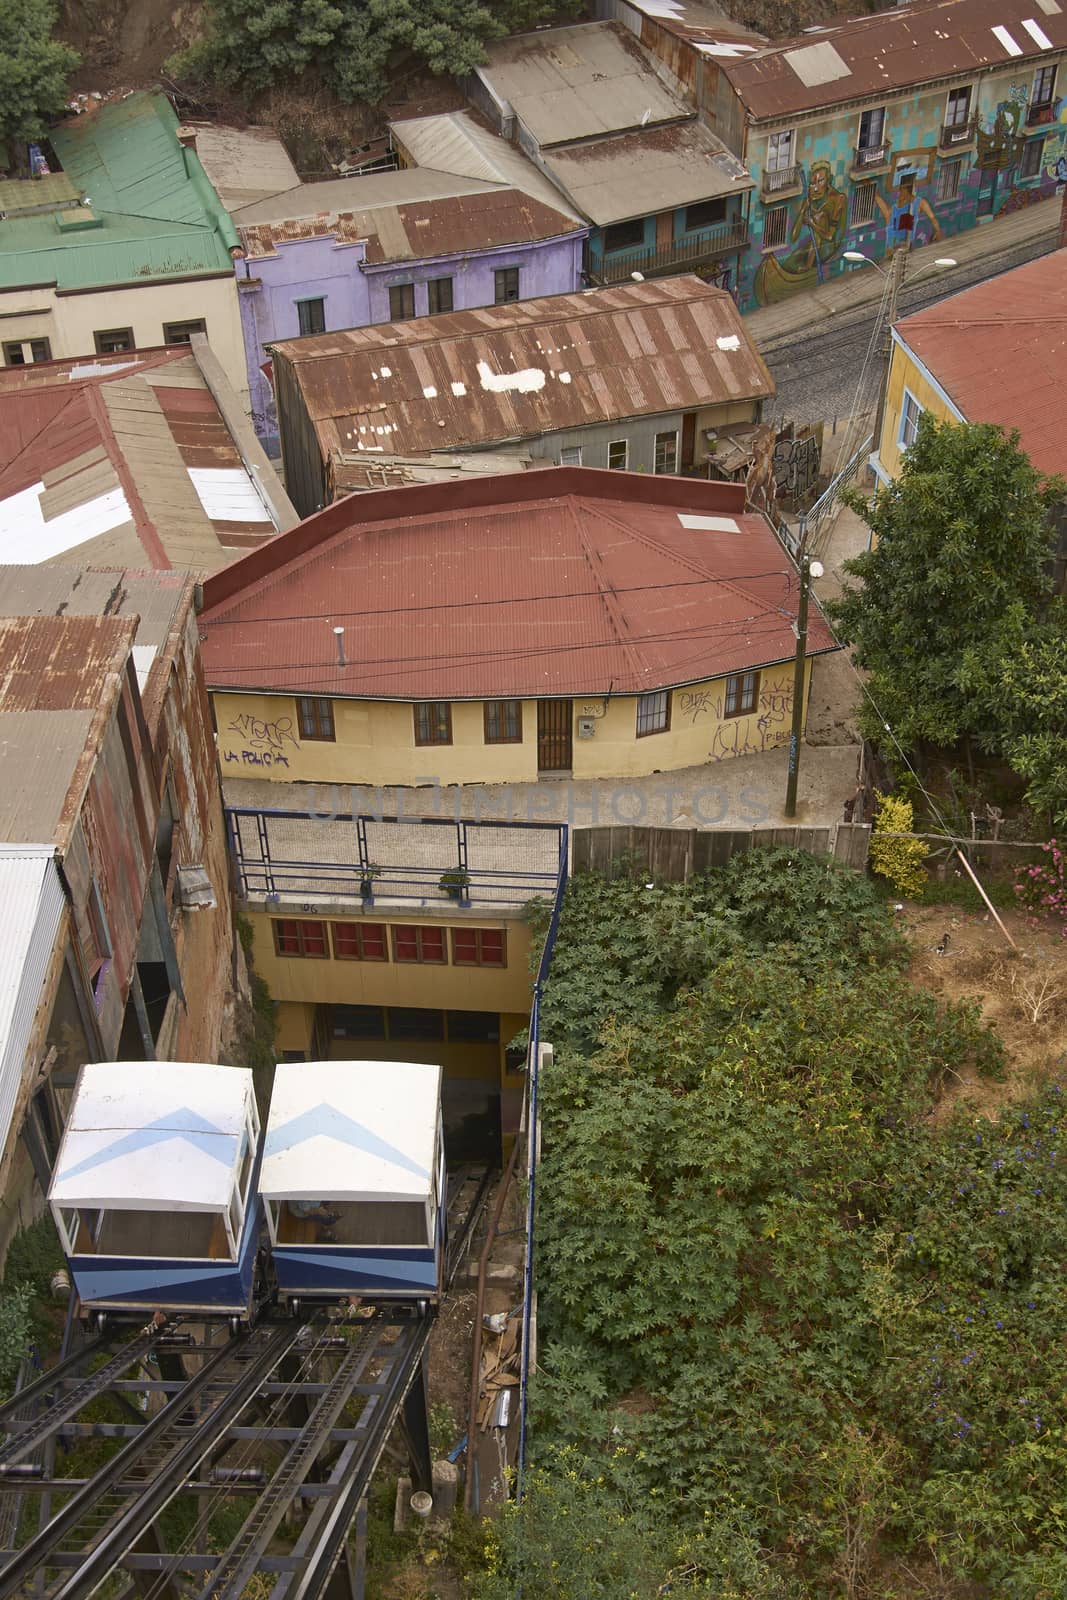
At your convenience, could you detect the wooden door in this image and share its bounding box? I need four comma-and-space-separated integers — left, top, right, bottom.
681, 411, 697, 469
537, 700, 573, 772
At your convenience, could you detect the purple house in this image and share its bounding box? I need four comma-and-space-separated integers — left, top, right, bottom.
234, 117, 586, 451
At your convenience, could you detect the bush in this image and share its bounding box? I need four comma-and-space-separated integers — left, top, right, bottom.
869, 791, 929, 898
1015, 838, 1067, 938
0, 1286, 31, 1397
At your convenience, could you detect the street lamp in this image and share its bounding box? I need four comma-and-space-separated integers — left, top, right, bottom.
784, 554, 824, 820
843, 249, 957, 467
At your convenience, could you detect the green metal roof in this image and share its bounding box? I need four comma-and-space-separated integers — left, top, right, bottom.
0, 94, 240, 291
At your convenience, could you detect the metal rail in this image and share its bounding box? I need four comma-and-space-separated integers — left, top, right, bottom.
0, 1330, 152, 1462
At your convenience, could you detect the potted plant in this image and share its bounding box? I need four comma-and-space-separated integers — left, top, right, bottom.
360, 864, 381, 903
439, 869, 470, 904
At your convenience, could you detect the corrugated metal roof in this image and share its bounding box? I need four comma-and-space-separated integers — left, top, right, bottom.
239, 181, 582, 263
331, 447, 537, 494
181, 122, 300, 213
0, 348, 283, 569
721, 0, 1067, 120
540, 119, 752, 225
271, 276, 773, 460
895, 248, 1067, 480
235, 168, 497, 227
0, 710, 103, 842
200, 466, 834, 700
0, 615, 133, 711
0, 567, 191, 651
477, 21, 688, 145
0, 93, 237, 290
610, 0, 765, 52
0, 846, 66, 1169
389, 112, 584, 219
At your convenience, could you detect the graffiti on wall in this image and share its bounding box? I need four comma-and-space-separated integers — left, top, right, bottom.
754, 161, 847, 305
224, 713, 300, 769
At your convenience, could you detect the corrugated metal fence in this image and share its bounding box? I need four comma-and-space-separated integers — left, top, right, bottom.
573, 823, 870, 879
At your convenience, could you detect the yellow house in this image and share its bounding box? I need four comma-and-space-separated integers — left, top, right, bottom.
0, 94, 247, 405
202, 466, 835, 785
873, 251, 1067, 486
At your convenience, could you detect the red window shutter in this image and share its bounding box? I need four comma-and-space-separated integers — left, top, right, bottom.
481, 930, 505, 966
362, 926, 387, 960
394, 927, 418, 962
301, 921, 327, 956
422, 928, 446, 962
452, 929, 477, 964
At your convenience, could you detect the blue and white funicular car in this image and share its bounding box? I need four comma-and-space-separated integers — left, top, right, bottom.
260, 1060, 446, 1306
49, 1062, 261, 1323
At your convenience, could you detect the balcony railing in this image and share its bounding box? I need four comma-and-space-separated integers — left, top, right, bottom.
939, 117, 977, 149
760, 163, 803, 199
1026, 98, 1057, 126
589, 219, 749, 284
226, 806, 567, 908
851, 140, 892, 172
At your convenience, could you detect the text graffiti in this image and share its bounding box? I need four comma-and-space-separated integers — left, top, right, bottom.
224, 748, 291, 769
227, 713, 299, 752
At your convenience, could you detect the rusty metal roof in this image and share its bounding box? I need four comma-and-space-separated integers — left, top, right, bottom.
271, 276, 774, 462
539, 118, 752, 226
200, 466, 834, 700
331, 447, 537, 495
239, 183, 582, 263
612, 0, 765, 52
895, 248, 1067, 480
722, 0, 1067, 120
0, 348, 283, 570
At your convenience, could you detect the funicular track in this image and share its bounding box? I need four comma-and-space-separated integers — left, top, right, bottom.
0, 1166, 494, 1600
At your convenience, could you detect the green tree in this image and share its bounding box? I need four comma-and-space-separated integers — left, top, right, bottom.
829, 415, 1062, 753
0, 0, 79, 150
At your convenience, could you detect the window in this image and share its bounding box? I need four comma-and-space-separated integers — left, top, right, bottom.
763, 206, 789, 250
3, 337, 51, 366
684, 198, 727, 231
162, 319, 206, 345
607, 439, 628, 470
636, 690, 670, 737
724, 670, 759, 718
766, 129, 794, 173
94, 328, 135, 354
945, 85, 971, 127
388, 1007, 445, 1040
297, 298, 326, 336
654, 430, 678, 475
413, 702, 452, 746
447, 1011, 500, 1042
427, 276, 454, 314
1033, 64, 1056, 107
331, 923, 388, 961
858, 106, 886, 151
494, 267, 520, 303
273, 919, 328, 958
899, 389, 923, 450
850, 182, 878, 226
388, 283, 416, 320
331, 1005, 386, 1039
484, 700, 523, 744
1019, 136, 1044, 180
82, 881, 112, 990
559, 445, 583, 465
602, 218, 645, 253
936, 158, 961, 201
392, 925, 447, 964
452, 927, 507, 967
296, 696, 335, 741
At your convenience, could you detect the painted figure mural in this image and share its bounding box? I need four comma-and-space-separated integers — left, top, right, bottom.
874, 160, 942, 250
754, 160, 847, 304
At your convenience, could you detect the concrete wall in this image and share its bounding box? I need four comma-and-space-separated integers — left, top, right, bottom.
0, 275, 247, 404
241, 231, 585, 452
212, 659, 811, 786
738, 59, 1067, 311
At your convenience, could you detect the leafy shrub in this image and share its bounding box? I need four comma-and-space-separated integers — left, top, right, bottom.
1015, 839, 1067, 938
869, 791, 929, 898
0, 1286, 31, 1397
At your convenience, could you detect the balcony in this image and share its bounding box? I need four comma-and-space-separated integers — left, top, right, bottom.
938, 117, 977, 152
760, 163, 803, 200
588, 219, 750, 284
850, 140, 892, 175
226, 806, 567, 909
1026, 99, 1057, 127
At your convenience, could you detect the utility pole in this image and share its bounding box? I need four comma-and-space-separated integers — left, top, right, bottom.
784, 553, 822, 819
871, 228, 911, 465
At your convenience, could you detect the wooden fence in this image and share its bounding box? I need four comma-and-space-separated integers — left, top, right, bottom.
573, 824, 869, 881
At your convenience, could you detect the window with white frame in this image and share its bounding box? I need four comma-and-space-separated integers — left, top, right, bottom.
1032, 63, 1056, 109
936, 159, 961, 201
945, 85, 971, 127
766, 129, 794, 172
653, 430, 678, 474
858, 106, 886, 151
763, 206, 789, 250
559, 445, 583, 465
900, 389, 923, 451
1019, 136, 1044, 180
850, 183, 878, 225
607, 439, 628, 470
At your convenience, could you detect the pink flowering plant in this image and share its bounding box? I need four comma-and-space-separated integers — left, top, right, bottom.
1014, 840, 1067, 938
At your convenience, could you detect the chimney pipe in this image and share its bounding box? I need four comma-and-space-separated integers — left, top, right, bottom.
333, 626, 346, 666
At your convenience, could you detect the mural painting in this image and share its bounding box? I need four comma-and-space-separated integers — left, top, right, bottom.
753, 161, 847, 305
873, 154, 942, 250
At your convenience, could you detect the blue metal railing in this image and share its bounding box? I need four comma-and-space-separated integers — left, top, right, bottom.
516, 826, 569, 1501
225, 807, 565, 908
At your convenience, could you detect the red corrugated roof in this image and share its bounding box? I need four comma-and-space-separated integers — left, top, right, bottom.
0, 615, 135, 711
200, 466, 834, 700
896, 249, 1067, 479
